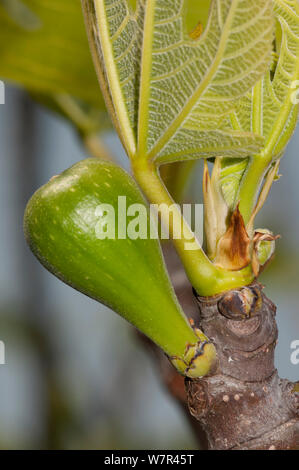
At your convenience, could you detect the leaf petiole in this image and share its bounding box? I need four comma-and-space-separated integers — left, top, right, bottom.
133, 158, 255, 296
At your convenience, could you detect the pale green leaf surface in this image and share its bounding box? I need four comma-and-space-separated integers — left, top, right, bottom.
233, 0, 299, 154
84, 0, 273, 163
129, 0, 212, 31
82, 0, 144, 157
220, 0, 299, 208
138, 0, 274, 163
183, 0, 212, 32
219, 157, 248, 208
260, 0, 299, 156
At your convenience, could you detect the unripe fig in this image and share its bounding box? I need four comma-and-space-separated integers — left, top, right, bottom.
24, 158, 216, 377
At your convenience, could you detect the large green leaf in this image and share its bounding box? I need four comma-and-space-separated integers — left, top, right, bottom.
82, 0, 144, 158
220, 0, 299, 209
83, 0, 274, 163
233, 0, 299, 157
0, 0, 104, 106
235, 0, 299, 158
128, 0, 212, 34
219, 157, 248, 209
138, 0, 274, 163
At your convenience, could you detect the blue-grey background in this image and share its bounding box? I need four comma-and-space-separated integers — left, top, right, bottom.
0, 84, 298, 449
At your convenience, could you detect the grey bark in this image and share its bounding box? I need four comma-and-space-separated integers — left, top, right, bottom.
186, 283, 299, 450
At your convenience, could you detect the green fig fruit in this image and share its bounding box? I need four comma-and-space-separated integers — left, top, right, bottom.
24, 158, 217, 377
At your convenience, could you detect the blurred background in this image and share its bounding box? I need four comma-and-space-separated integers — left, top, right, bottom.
0, 0, 298, 450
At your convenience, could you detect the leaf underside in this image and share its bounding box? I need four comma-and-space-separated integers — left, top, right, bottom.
220, 0, 299, 209
82, 0, 274, 162
233, 0, 299, 155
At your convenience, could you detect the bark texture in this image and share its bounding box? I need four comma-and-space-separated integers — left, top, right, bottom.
186, 282, 299, 450
139, 246, 298, 450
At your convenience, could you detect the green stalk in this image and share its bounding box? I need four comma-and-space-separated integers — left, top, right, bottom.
133, 158, 254, 296
238, 43, 299, 224
237, 155, 270, 225
233, 80, 267, 225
